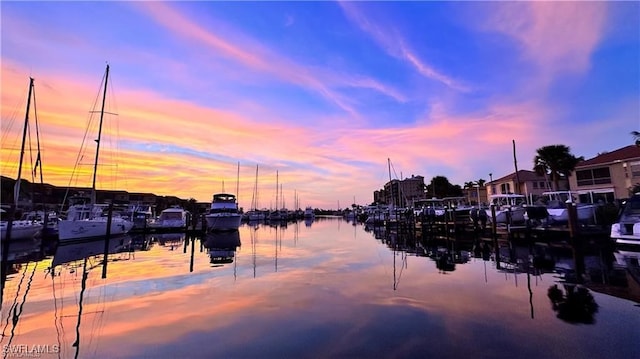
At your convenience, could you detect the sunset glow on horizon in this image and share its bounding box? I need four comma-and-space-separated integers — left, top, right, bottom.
2, 1, 638, 209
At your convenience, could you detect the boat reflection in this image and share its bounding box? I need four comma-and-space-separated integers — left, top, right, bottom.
304, 217, 314, 227
203, 231, 241, 266
47, 236, 133, 359
51, 236, 132, 269
153, 232, 186, 250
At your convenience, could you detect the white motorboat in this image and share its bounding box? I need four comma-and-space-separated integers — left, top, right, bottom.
205, 193, 242, 231
303, 206, 315, 219
485, 194, 527, 224
152, 206, 189, 228
364, 205, 387, 226
611, 194, 640, 245
540, 191, 597, 223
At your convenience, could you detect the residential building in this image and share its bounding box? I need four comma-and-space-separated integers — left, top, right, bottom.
381, 175, 426, 208
568, 145, 640, 203
462, 185, 488, 206
486, 170, 561, 203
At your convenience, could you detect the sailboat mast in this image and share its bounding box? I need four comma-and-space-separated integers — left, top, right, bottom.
253, 165, 259, 210
91, 64, 110, 204
512, 139, 520, 194
15, 77, 35, 206
388, 158, 394, 208
236, 161, 240, 198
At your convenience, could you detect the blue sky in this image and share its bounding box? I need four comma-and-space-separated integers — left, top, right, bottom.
1, 1, 639, 209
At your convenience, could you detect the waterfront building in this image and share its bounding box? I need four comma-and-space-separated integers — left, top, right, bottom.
486, 170, 560, 203
381, 175, 426, 208
568, 145, 640, 203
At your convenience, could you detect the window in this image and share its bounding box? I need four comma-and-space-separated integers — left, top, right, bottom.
630, 161, 640, 178
576, 167, 611, 186
533, 182, 538, 189
500, 183, 511, 193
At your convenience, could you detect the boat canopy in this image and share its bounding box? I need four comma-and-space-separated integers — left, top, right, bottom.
213, 193, 237, 202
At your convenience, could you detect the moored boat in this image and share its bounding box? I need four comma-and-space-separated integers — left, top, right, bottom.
303, 206, 315, 219
205, 193, 242, 231
152, 206, 189, 229
540, 191, 597, 223
611, 194, 640, 245
1, 77, 44, 242
485, 194, 527, 224
1, 210, 43, 241
57, 65, 133, 242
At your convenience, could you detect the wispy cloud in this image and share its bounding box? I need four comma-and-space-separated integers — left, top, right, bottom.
2, 1, 635, 209
133, 2, 405, 118
481, 2, 607, 77
339, 2, 470, 92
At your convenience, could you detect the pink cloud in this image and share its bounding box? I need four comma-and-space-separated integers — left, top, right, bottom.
482, 2, 607, 76
0, 56, 597, 210
131, 2, 404, 118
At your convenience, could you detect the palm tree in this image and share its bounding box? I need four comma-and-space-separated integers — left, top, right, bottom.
463, 181, 475, 190
475, 179, 486, 205
632, 131, 640, 146
463, 181, 475, 203
533, 145, 584, 191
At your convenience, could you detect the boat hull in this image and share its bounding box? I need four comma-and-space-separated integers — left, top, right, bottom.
206, 214, 242, 231
486, 207, 526, 224
0, 221, 43, 241
546, 205, 596, 223
611, 222, 640, 245
58, 217, 133, 241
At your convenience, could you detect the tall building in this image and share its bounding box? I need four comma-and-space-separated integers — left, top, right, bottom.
381, 175, 426, 208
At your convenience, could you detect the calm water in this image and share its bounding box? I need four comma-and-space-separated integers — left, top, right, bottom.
1, 217, 638, 359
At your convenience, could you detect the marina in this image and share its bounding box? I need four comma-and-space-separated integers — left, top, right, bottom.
1, 2, 639, 358
0, 217, 638, 358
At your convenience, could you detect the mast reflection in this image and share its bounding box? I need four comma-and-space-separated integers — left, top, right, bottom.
49, 236, 132, 359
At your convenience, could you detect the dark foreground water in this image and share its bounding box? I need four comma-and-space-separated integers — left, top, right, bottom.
1, 216, 638, 359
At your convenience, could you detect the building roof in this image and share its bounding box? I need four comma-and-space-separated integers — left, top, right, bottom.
576, 145, 640, 168
491, 170, 544, 183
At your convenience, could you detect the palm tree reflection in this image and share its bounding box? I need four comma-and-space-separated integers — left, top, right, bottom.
547, 284, 599, 324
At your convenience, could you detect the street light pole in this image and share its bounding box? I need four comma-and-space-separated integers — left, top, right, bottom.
489, 173, 493, 197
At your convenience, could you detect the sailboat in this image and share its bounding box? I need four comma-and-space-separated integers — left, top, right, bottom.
247, 165, 265, 221
57, 65, 133, 241
269, 171, 283, 222
0, 77, 44, 241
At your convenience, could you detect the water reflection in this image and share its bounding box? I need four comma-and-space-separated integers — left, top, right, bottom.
50, 236, 132, 270
153, 232, 185, 251
0, 218, 638, 358
304, 217, 314, 227
6, 237, 133, 359
203, 231, 241, 266
548, 284, 599, 324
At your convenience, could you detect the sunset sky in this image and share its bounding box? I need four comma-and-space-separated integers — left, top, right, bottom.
1, 1, 638, 210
